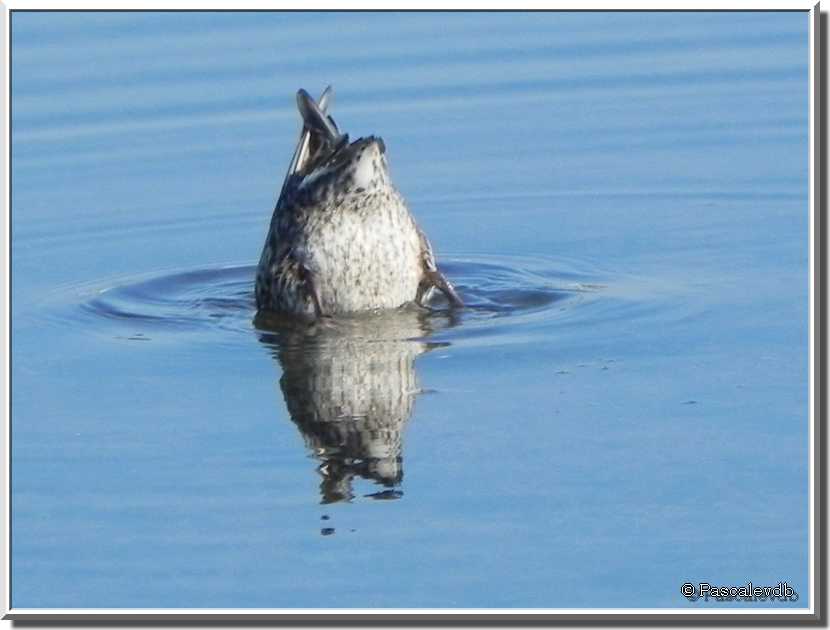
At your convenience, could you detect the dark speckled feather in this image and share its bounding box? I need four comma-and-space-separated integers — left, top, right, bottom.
255, 87, 461, 318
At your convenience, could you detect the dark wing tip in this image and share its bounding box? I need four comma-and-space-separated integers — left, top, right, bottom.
297, 86, 333, 111
296, 87, 341, 143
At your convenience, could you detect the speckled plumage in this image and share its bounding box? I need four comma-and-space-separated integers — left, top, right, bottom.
262, 310, 433, 503
255, 87, 461, 318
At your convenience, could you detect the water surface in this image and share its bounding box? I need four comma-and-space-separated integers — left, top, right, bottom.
11, 11, 810, 609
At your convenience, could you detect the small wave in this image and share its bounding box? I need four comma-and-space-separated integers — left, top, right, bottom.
37, 255, 644, 349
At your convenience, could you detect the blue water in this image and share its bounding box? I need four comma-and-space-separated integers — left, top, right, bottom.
11, 11, 811, 609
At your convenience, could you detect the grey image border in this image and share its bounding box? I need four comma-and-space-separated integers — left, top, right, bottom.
0, 5, 823, 623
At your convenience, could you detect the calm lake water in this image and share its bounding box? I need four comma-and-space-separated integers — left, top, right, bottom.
11, 11, 811, 609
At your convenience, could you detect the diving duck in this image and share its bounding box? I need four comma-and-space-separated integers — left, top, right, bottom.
255, 87, 462, 318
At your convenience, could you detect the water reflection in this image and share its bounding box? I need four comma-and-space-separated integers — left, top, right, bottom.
255, 307, 452, 503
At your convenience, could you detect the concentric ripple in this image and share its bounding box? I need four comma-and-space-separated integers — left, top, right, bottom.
42, 255, 628, 347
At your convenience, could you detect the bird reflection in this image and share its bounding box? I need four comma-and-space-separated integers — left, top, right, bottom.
255, 306, 453, 504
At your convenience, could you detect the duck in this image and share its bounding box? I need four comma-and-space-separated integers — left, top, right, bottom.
255, 86, 462, 318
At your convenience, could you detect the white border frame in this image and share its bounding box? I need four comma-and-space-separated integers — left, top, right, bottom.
2, 2, 821, 621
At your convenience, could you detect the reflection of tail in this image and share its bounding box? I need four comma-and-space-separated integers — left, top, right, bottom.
257, 308, 448, 503
279, 333, 419, 503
